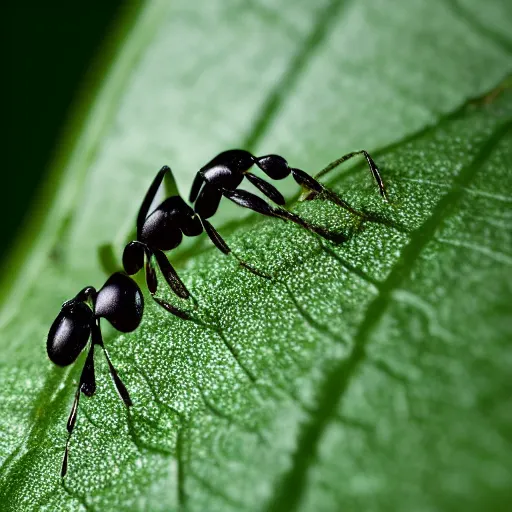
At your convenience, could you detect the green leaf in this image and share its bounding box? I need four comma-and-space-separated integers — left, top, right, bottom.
1, 1, 511, 511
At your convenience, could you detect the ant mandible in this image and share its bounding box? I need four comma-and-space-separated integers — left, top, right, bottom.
47, 272, 144, 477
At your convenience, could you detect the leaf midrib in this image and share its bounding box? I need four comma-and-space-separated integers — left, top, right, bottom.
242, 0, 348, 150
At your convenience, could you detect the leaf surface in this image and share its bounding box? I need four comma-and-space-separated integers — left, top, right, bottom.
0, 1, 511, 511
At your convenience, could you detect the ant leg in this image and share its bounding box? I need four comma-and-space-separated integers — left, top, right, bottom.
199, 216, 272, 280
290, 167, 362, 217
62, 343, 96, 477
92, 321, 131, 405
194, 183, 223, 219
92, 321, 132, 407
189, 173, 205, 202
137, 166, 180, 237
151, 296, 192, 320
252, 152, 377, 215
245, 172, 286, 206
314, 150, 388, 200
145, 250, 191, 319
223, 188, 345, 243
144, 249, 158, 294
153, 249, 190, 299
199, 218, 230, 254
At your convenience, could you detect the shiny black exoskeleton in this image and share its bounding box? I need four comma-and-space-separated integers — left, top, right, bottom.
122, 166, 269, 319
47, 272, 144, 477
189, 148, 387, 240
123, 150, 387, 318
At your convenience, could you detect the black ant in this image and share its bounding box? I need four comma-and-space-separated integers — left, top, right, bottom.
190, 148, 387, 222
122, 165, 270, 319
47, 272, 144, 477
122, 149, 386, 318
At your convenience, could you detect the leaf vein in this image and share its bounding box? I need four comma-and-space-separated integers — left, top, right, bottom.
262, 118, 512, 512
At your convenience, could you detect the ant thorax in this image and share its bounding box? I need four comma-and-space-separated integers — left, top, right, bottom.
141, 205, 184, 251
201, 163, 244, 191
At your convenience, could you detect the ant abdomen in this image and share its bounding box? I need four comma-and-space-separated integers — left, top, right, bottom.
140, 210, 184, 251
47, 303, 93, 367
94, 272, 144, 333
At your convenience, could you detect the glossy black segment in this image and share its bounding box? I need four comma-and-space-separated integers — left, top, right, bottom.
125, 165, 208, 317
61, 446, 69, 478
152, 296, 191, 320
195, 183, 224, 219
94, 272, 144, 333
122, 241, 145, 275
69, 286, 96, 305
189, 172, 205, 202
154, 249, 190, 299
136, 165, 170, 237
201, 149, 255, 175
47, 272, 144, 477
255, 154, 289, 180
180, 212, 203, 237
291, 167, 358, 215
140, 199, 184, 251
245, 172, 286, 205
66, 388, 81, 433
47, 302, 93, 366
145, 256, 158, 294
201, 218, 231, 255
100, 342, 132, 407
363, 150, 388, 199
80, 344, 96, 397
290, 167, 323, 193
223, 188, 276, 217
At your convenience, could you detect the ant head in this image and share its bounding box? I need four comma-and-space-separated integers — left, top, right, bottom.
94, 272, 144, 333
123, 241, 145, 275
47, 301, 93, 367
256, 155, 289, 180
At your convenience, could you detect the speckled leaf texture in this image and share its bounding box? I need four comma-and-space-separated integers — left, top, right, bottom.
1, 1, 511, 511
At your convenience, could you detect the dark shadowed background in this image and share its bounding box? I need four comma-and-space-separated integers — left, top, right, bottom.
3, 4, 123, 262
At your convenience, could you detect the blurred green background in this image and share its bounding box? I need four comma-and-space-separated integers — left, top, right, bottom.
3, 4, 124, 262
